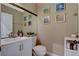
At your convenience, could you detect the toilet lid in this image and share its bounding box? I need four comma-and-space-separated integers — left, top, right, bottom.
33, 45, 47, 52
33, 45, 47, 56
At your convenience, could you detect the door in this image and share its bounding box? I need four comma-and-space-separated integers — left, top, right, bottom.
1, 41, 21, 56
21, 39, 32, 56
1, 12, 13, 37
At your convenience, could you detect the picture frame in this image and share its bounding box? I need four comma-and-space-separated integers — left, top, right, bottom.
43, 16, 50, 24
28, 21, 32, 26
24, 16, 27, 21
28, 15, 32, 20
43, 8, 50, 14
56, 3, 65, 11
55, 13, 65, 23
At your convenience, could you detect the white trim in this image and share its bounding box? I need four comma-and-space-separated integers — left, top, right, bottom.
47, 51, 59, 56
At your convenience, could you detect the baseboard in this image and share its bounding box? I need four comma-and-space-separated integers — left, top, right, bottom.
47, 51, 59, 56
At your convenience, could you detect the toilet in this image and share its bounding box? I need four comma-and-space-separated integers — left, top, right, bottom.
33, 45, 47, 56
32, 36, 47, 56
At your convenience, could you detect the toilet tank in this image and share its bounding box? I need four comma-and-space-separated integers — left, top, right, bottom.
29, 36, 36, 48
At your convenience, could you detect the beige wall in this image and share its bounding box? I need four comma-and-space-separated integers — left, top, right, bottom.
37, 3, 78, 55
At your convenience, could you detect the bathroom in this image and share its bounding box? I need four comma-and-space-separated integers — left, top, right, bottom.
0, 3, 79, 56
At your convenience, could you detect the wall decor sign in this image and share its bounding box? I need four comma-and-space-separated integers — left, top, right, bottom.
28, 15, 32, 20
43, 8, 50, 14
56, 13, 65, 23
43, 16, 50, 24
56, 3, 65, 11
24, 16, 27, 21
28, 21, 32, 26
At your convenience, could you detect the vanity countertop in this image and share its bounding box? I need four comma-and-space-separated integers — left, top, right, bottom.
0, 37, 30, 46
64, 37, 79, 41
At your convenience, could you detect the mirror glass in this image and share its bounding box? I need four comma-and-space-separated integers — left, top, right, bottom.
0, 4, 37, 37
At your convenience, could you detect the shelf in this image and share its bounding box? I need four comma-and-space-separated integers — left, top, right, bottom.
66, 49, 78, 52
65, 49, 79, 56
65, 37, 79, 41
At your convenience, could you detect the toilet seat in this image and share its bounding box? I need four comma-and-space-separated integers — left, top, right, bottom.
33, 45, 47, 56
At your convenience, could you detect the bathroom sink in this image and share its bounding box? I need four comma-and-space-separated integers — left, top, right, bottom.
20, 37, 29, 40
1, 37, 30, 46
1, 38, 14, 44
1, 38, 13, 42
1, 37, 29, 43
14, 37, 29, 40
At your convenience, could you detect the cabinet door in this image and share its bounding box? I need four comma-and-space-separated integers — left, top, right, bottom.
65, 49, 79, 56
1, 42, 21, 56
1, 45, 7, 56
21, 40, 32, 56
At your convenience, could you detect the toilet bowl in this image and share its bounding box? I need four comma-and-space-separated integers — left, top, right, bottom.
32, 36, 47, 56
33, 45, 47, 56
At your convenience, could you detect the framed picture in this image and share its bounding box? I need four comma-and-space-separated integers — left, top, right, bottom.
43, 16, 50, 24
56, 3, 65, 11
28, 15, 32, 20
28, 21, 32, 26
24, 16, 27, 21
43, 8, 50, 14
24, 22, 27, 27
55, 13, 65, 23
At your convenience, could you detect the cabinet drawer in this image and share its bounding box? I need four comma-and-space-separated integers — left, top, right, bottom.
66, 50, 78, 56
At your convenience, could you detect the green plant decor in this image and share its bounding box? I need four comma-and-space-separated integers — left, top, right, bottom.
27, 32, 35, 36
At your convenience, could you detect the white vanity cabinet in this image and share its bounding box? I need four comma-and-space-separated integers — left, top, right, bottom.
1, 38, 32, 56
21, 39, 32, 56
1, 41, 21, 56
